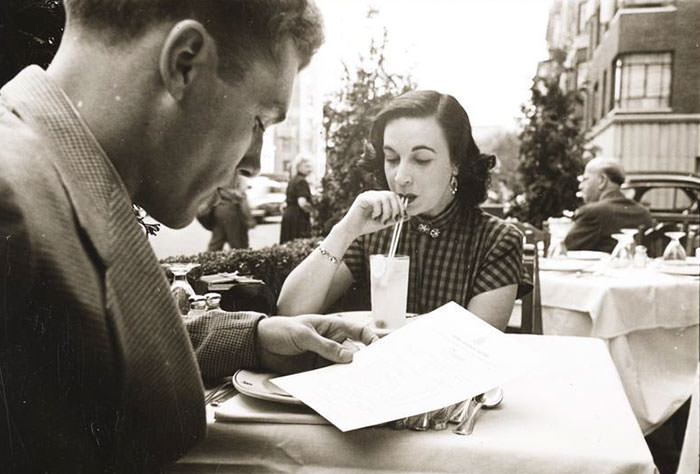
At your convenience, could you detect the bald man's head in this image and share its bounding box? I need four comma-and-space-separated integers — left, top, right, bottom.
578, 157, 626, 203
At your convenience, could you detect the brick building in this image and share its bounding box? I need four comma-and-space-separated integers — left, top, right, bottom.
544, 0, 700, 173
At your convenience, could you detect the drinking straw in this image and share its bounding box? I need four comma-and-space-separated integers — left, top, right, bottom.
379, 197, 407, 286
387, 196, 408, 260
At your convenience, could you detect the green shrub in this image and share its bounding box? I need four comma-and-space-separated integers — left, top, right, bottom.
161, 238, 319, 298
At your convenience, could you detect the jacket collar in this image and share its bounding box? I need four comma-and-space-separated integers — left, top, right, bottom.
1, 66, 135, 266
599, 188, 626, 202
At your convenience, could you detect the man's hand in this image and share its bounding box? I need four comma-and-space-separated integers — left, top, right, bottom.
257, 315, 378, 374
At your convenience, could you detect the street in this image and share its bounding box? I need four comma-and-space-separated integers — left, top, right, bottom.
149, 216, 282, 259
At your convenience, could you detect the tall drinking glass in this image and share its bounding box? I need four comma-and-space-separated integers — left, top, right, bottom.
546, 217, 573, 258
370, 254, 410, 331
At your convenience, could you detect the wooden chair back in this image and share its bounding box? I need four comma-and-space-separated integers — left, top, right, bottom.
507, 243, 543, 335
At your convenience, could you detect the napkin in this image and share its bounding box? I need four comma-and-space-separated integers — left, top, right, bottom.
214, 394, 329, 425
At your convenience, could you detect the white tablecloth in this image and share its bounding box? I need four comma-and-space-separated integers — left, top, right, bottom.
170, 336, 656, 474
540, 266, 699, 434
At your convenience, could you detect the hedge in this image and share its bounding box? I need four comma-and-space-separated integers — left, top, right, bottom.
160, 237, 320, 299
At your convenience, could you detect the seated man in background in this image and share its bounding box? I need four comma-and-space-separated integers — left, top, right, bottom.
565, 157, 652, 253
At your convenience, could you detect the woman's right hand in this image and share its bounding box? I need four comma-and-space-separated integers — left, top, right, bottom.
337, 190, 406, 240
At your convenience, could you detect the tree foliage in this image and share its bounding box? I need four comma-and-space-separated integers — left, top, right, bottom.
508, 69, 592, 227
313, 29, 415, 235
0, 0, 64, 85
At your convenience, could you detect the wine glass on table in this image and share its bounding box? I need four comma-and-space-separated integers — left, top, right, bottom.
662, 232, 687, 262
163, 262, 200, 315
609, 233, 633, 268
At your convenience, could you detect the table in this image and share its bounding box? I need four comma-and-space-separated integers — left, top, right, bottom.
539, 265, 699, 434
170, 336, 657, 474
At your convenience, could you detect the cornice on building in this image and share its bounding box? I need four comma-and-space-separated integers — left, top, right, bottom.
588, 111, 700, 137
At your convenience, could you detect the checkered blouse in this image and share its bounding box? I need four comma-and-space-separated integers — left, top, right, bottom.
344, 199, 530, 314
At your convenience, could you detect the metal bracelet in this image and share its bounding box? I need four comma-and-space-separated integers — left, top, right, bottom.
317, 245, 340, 265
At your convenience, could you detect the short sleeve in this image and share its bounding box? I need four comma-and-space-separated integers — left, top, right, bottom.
472, 224, 529, 298
342, 235, 367, 286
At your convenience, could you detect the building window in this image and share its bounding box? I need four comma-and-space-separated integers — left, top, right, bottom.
577, 2, 587, 34
591, 81, 599, 125
613, 52, 672, 109
601, 70, 608, 116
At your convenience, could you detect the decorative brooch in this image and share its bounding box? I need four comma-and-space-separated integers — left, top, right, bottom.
417, 223, 441, 239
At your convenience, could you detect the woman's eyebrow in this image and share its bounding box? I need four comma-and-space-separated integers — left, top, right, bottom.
383, 145, 398, 153
411, 145, 436, 153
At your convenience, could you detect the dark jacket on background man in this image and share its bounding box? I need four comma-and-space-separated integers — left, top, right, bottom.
564, 189, 653, 253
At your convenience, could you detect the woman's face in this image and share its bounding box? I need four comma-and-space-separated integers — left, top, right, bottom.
383, 116, 456, 217
297, 160, 313, 176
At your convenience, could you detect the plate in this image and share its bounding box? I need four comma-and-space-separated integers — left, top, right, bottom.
656, 264, 700, 276
539, 258, 593, 272
566, 250, 609, 261
233, 370, 303, 405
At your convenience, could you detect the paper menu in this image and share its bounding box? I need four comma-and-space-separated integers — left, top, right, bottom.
271, 301, 534, 432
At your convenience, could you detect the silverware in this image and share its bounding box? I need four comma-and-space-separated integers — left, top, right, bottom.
204, 380, 232, 405
448, 399, 473, 424
454, 387, 504, 436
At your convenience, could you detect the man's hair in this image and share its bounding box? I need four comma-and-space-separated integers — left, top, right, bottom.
591, 157, 625, 186
63, 0, 324, 79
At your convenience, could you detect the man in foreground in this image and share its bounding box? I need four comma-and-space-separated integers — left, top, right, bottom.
565, 157, 652, 253
0, 1, 375, 471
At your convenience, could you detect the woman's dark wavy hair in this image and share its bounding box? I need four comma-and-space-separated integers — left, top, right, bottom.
361, 90, 496, 210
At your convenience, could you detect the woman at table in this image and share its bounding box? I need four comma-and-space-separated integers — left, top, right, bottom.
278, 90, 529, 330
279, 155, 314, 244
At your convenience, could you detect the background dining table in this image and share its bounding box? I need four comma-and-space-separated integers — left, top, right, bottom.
169, 335, 657, 474
538, 262, 699, 435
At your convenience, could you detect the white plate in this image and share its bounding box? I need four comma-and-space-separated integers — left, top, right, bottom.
566, 250, 610, 261
539, 259, 593, 272
657, 264, 700, 276
233, 370, 303, 405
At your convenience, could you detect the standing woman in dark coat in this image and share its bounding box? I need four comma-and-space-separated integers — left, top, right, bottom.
280, 155, 314, 243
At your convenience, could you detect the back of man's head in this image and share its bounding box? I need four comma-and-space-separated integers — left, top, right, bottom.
590, 157, 625, 187
62, 0, 324, 80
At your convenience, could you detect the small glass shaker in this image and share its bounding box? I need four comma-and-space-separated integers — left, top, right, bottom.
204, 292, 222, 311
633, 245, 648, 268
188, 295, 207, 318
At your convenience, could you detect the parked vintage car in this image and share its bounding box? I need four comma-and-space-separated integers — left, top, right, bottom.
621, 171, 700, 229
245, 176, 287, 222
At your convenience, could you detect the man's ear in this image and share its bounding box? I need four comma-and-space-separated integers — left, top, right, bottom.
159, 20, 213, 101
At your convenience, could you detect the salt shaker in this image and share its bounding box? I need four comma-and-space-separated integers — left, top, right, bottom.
633, 245, 648, 268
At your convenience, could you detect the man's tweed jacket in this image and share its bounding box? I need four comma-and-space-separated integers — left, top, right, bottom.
0, 67, 264, 472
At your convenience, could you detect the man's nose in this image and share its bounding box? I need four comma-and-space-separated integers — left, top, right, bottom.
237, 128, 263, 177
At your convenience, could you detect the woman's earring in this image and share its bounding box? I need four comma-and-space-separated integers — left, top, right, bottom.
449, 174, 458, 195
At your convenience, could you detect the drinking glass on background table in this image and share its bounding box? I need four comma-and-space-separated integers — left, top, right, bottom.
663, 232, 687, 261
609, 233, 633, 268
370, 254, 410, 330
546, 217, 573, 258
163, 262, 200, 315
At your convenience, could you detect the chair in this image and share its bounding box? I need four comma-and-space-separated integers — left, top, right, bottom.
506, 243, 543, 335
676, 364, 699, 474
